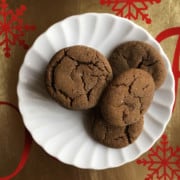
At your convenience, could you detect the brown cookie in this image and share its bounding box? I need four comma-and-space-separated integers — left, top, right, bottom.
92, 112, 144, 148
100, 69, 155, 126
45, 45, 113, 110
109, 41, 166, 89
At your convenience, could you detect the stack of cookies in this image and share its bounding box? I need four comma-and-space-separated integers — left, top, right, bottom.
45, 41, 166, 148
92, 69, 154, 148
92, 41, 166, 148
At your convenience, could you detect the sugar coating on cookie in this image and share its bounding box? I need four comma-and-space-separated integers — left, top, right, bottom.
92, 112, 144, 148
45, 45, 113, 110
109, 41, 166, 89
100, 69, 155, 126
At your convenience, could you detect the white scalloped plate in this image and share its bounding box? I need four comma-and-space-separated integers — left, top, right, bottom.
17, 13, 175, 169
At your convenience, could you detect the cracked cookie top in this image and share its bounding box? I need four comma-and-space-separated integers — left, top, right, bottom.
109, 41, 166, 89
45, 45, 113, 110
100, 69, 155, 126
92, 111, 144, 148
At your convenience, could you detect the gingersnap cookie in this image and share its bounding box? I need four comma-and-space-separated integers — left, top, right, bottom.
100, 69, 155, 126
46, 45, 113, 110
109, 41, 166, 89
92, 112, 144, 148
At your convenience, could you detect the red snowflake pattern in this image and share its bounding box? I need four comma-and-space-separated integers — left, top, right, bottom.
137, 134, 180, 180
100, 0, 161, 24
0, 0, 36, 57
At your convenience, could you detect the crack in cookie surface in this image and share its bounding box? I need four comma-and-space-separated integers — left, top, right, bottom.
109, 41, 167, 89
46, 46, 112, 109
100, 69, 155, 126
92, 112, 144, 148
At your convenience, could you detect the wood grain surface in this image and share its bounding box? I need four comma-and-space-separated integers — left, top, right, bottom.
0, 0, 179, 179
